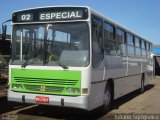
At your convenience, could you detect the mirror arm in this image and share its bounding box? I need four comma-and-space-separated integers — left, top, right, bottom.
2, 19, 11, 25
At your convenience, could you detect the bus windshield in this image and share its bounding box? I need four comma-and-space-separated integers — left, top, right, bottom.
11, 23, 90, 67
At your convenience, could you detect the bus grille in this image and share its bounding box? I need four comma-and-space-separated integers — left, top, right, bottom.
13, 77, 79, 93
14, 77, 78, 86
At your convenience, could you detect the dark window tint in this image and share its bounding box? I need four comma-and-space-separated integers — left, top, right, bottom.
141, 40, 146, 49
142, 49, 147, 58
104, 40, 117, 55
92, 15, 103, 67
127, 45, 135, 57
135, 48, 141, 57
116, 28, 125, 43
117, 43, 127, 56
103, 22, 114, 40
127, 33, 134, 45
135, 37, 141, 48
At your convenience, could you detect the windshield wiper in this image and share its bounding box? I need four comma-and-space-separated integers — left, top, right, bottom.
49, 54, 68, 70
21, 57, 32, 68
56, 60, 68, 70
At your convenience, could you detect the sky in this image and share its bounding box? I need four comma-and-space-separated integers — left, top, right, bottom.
0, 0, 160, 44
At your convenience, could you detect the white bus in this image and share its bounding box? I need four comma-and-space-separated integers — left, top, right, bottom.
7, 6, 153, 113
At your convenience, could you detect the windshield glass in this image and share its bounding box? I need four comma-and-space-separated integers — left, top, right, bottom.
11, 23, 89, 67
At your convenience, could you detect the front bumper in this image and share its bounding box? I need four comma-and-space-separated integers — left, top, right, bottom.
8, 90, 89, 110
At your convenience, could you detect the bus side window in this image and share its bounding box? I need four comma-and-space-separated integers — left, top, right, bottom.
127, 33, 135, 57
103, 22, 117, 55
141, 40, 147, 58
116, 28, 125, 56
92, 15, 103, 68
135, 37, 141, 58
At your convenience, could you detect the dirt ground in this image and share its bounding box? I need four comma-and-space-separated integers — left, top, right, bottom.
0, 76, 160, 120
100, 76, 160, 120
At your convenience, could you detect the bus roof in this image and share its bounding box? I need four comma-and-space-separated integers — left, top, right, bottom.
12, 5, 89, 13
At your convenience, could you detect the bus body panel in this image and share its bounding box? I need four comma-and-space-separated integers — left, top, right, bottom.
89, 53, 152, 105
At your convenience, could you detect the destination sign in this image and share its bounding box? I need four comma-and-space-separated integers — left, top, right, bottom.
12, 7, 88, 23
39, 11, 83, 21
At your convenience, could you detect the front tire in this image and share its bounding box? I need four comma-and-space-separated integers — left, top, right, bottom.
100, 83, 112, 114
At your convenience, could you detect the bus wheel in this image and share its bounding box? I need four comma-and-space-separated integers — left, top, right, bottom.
100, 83, 112, 114
140, 75, 145, 93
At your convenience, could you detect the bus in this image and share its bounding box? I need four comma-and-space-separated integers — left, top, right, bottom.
7, 6, 153, 113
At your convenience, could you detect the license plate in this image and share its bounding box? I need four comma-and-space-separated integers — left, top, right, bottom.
35, 96, 49, 103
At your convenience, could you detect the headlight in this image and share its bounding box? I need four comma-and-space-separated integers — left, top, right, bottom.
12, 84, 22, 90
66, 88, 80, 93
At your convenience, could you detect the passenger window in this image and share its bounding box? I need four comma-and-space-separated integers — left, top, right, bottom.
135, 48, 141, 57
116, 28, 125, 56
103, 22, 113, 41
105, 40, 117, 55
127, 33, 134, 45
117, 43, 127, 56
146, 42, 150, 51
141, 40, 146, 49
116, 28, 125, 43
142, 50, 147, 58
127, 45, 135, 57
149, 44, 152, 52
135, 37, 141, 48
103, 22, 116, 55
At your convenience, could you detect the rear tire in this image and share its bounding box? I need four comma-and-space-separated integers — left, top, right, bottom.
140, 75, 145, 93
100, 83, 112, 114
